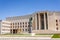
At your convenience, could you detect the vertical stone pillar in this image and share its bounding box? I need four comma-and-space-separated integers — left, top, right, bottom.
12, 29, 13, 34
35, 14, 37, 30
37, 13, 39, 30
44, 13, 46, 30
12, 24, 13, 34
57, 19, 59, 30
38, 13, 40, 30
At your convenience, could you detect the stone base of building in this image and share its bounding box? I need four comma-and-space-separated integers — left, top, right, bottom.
32, 30, 60, 34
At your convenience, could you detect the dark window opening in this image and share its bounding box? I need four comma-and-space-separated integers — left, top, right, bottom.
23, 25, 24, 27
10, 30, 12, 33
56, 20, 58, 22
13, 29, 17, 34
40, 13, 44, 30
56, 27, 58, 30
45, 13, 48, 29
23, 22, 24, 24
25, 25, 27, 27
25, 22, 27, 24
23, 29, 24, 31
13, 23, 14, 25
37, 14, 39, 30
25, 29, 27, 31
56, 24, 58, 26
56, 20, 58, 26
18, 23, 19, 25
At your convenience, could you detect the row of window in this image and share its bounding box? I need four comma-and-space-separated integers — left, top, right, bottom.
10, 29, 28, 34
23, 29, 28, 32
56, 20, 58, 30
10, 22, 29, 28
56, 20, 58, 26
11, 25, 28, 27
11, 22, 29, 25
11, 25, 28, 28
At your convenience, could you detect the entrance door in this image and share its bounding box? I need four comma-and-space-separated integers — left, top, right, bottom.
13, 29, 17, 34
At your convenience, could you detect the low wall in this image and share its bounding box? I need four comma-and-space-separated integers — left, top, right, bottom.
32, 30, 60, 34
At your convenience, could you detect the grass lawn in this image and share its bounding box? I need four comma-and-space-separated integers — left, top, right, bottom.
1, 33, 60, 38
0, 33, 53, 37
52, 34, 60, 38
0, 34, 31, 37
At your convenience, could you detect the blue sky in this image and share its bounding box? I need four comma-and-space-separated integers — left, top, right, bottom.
0, 0, 60, 20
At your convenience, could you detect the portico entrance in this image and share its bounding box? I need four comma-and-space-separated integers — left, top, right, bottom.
10, 29, 17, 34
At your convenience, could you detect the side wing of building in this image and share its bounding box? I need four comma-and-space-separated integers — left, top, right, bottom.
0, 20, 11, 34
6, 14, 34, 34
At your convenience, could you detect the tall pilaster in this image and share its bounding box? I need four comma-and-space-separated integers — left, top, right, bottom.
12, 29, 13, 34
38, 13, 40, 30
35, 14, 37, 30
11, 24, 13, 34
44, 13, 46, 30
37, 13, 40, 30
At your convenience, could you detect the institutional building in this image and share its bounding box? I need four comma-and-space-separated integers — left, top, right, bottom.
0, 11, 60, 34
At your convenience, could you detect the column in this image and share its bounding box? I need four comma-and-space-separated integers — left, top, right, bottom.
37, 13, 39, 30
12, 25, 13, 34
38, 13, 40, 30
12, 29, 13, 34
35, 14, 37, 30
44, 13, 46, 30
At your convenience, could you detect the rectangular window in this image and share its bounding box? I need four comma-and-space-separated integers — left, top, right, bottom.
20, 22, 22, 25
18, 23, 19, 25
25, 29, 27, 31
23, 29, 24, 31
25, 22, 27, 24
25, 25, 27, 27
23, 22, 24, 24
13, 23, 14, 25
56, 20, 58, 22
15, 23, 17, 25
56, 20, 58, 26
23, 25, 24, 27
56, 24, 58, 26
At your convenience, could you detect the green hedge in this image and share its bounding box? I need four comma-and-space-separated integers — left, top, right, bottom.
52, 34, 60, 38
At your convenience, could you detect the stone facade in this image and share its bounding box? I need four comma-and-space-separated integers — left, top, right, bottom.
0, 11, 60, 34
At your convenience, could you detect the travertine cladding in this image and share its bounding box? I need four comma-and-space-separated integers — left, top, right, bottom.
0, 20, 11, 34
0, 11, 60, 34
32, 11, 60, 34
6, 14, 35, 34
48, 12, 60, 31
